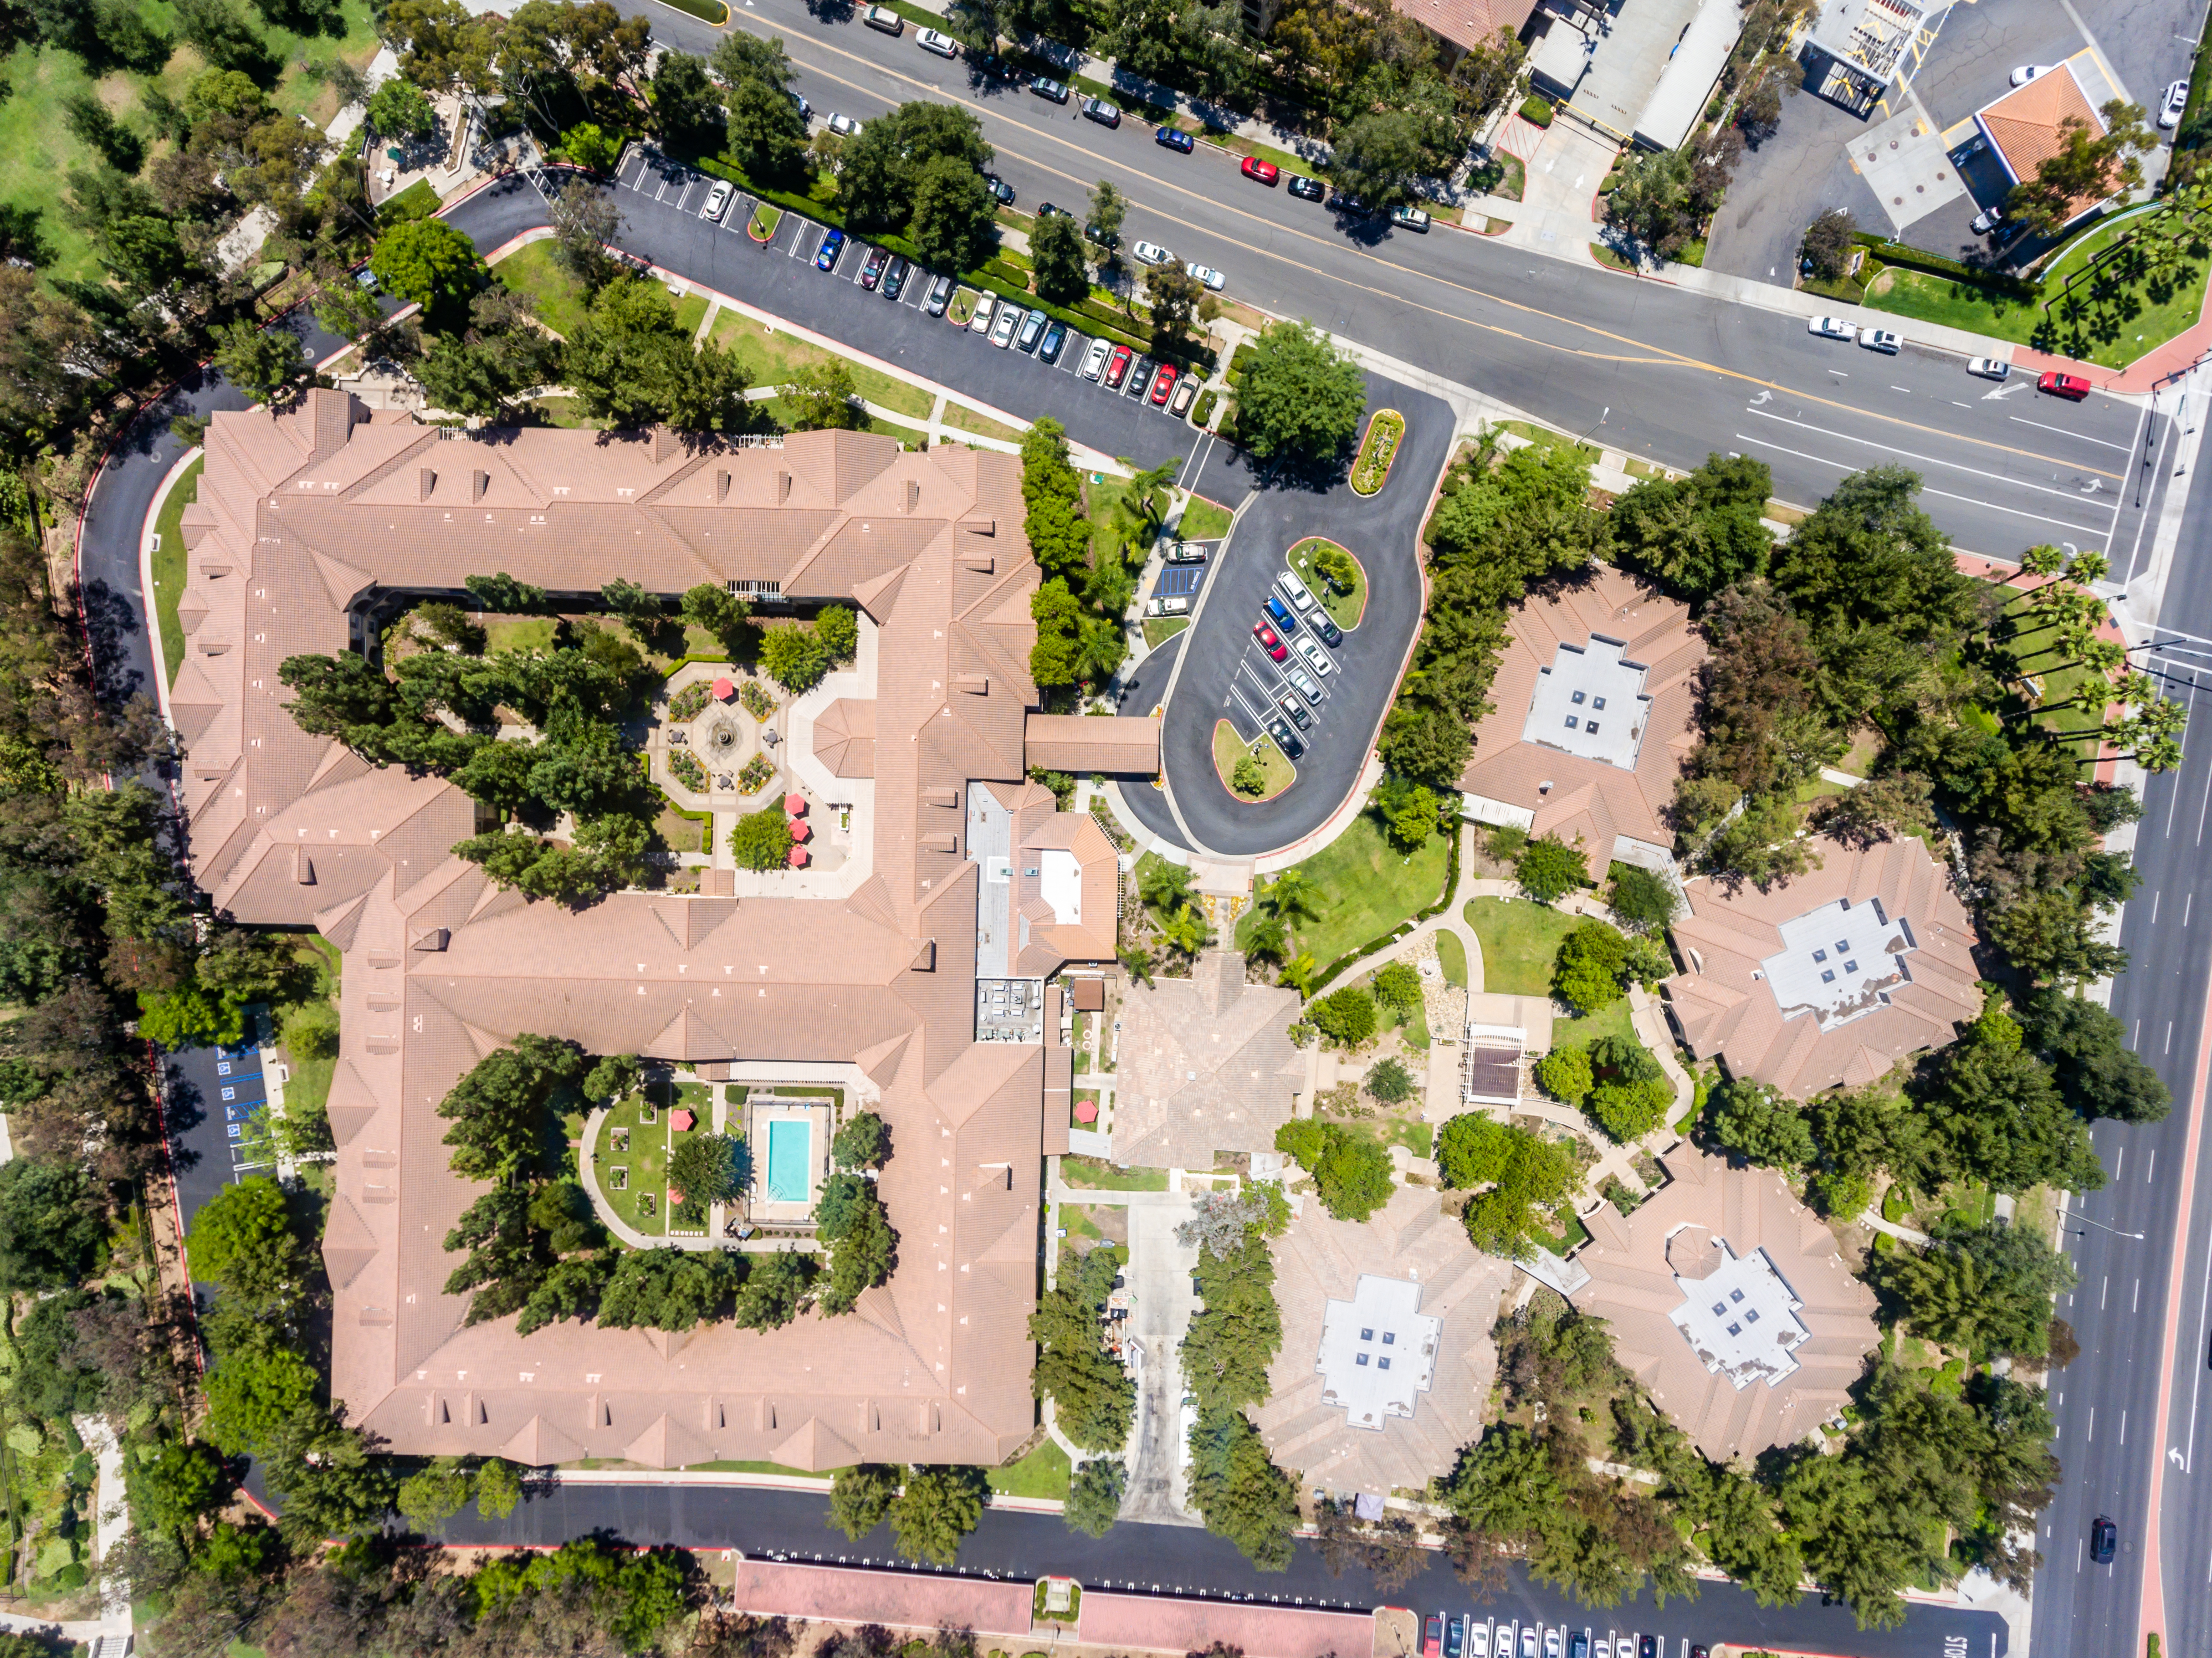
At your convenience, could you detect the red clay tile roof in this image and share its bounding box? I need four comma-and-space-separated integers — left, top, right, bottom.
1383, 0, 1540, 57
1978, 60, 2107, 207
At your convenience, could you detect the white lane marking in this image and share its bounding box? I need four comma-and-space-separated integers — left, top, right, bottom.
2169, 671, 2200, 836
2012, 413, 2136, 452
2148, 1147, 2157, 1182
2103, 1275, 2109, 1310
2132, 1018, 2141, 1048
2089, 1405, 2096, 1440
2133, 1280, 2141, 1314
1744, 406, 2123, 513
2168, 1021, 2176, 1054
2122, 1408, 2128, 1443
2119, 1143, 2128, 1177
2154, 891, 2163, 923
1735, 433, 2114, 534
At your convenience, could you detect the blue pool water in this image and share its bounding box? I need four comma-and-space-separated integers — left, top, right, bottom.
766, 1119, 811, 1204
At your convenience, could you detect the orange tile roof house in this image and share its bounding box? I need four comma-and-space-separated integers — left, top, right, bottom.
1568, 1148, 1878, 1460
173, 391, 1125, 1468
1973, 55, 2119, 229
1456, 566, 1705, 873
1661, 833, 1983, 1100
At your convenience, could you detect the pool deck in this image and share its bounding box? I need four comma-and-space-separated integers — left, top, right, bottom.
746, 1093, 832, 1227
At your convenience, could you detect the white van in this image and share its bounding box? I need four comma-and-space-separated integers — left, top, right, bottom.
1144, 595, 1190, 617
1277, 569, 1317, 612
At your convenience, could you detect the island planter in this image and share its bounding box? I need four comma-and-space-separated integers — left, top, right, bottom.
747, 204, 782, 244
1350, 408, 1405, 497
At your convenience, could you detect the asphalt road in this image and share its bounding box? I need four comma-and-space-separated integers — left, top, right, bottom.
632, 0, 2163, 563
437, 1476, 2009, 1657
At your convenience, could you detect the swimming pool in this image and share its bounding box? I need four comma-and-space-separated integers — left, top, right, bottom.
765, 1119, 811, 1205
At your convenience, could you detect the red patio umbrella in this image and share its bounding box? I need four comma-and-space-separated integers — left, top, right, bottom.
1074, 1099, 1098, 1123
786, 845, 810, 868
711, 676, 735, 702
787, 818, 812, 843
783, 792, 807, 815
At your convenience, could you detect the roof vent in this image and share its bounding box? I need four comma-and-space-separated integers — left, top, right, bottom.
411, 927, 450, 952
960, 552, 995, 572
902, 479, 921, 514
961, 514, 996, 536
923, 786, 959, 807
717, 469, 732, 503
910, 939, 936, 971
294, 848, 315, 886
471, 469, 490, 502
776, 469, 792, 504
923, 832, 958, 853
418, 467, 436, 500
1538, 779, 1554, 794
952, 673, 988, 695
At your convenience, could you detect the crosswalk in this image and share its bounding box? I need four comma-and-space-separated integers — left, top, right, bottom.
612, 147, 1210, 422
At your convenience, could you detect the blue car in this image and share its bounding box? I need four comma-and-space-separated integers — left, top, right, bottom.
1039, 319, 1067, 364
1156, 126, 1195, 152
816, 228, 845, 272
1264, 594, 1299, 636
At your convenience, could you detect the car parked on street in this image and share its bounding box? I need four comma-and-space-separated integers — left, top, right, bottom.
1186, 262, 1227, 290
1039, 319, 1067, 362
917, 25, 959, 55
2163, 78, 2189, 128
1294, 634, 1333, 676
827, 112, 862, 136
882, 254, 909, 300
859, 245, 889, 289
1082, 96, 1122, 126
1808, 315, 1855, 341
1031, 74, 1069, 102
990, 304, 1021, 347
863, 3, 904, 30
1967, 357, 2008, 380
1151, 364, 1177, 403
974, 53, 1018, 80
925, 273, 954, 315
2040, 370, 2093, 400
1241, 156, 1279, 184
1860, 327, 1901, 354
1081, 338, 1110, 379
1391, 204, 1431, 231
1157, 126, 1195, 152
1105, 345, 1131, 387
702, 180, 732, 221
815, 228, 846, 272
981, 171, 1014, 204
1133, 239, 1172, 266
969, 294, 996, 334
1264, 594, 1299, 634
1254, 621, 1289, 662
1288, 173, 1326, 200
788, 90, 812, 120
1037, 201, 1073, 220
1268, 717, 1304, 761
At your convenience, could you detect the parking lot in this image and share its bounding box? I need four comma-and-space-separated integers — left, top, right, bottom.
612, 151, 1224, 460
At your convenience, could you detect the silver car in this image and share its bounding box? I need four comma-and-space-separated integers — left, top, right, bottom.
990, 304, 1021, 347
1968, 357, 2010, 381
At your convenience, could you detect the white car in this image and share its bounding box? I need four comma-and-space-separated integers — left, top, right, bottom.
826, 112, 863, 137
1968, 357, 2010, 380
1286, 666, 1322, 704
1080, 337, 1111, 380
1808, 315, 1856, 342
990, 304, 1022, 347
968, 294, 996, 335
2163, 78, 2189, 129
702, 180, 733, 221
2010, 64, 2055, 86
1543, 1631, 1561, 1658
1132, 239, 1172, 266
1520, 1628, 1537, 1658
1144, 595, 1189, 617
1277, 569, 1317, 611
1390, 204, 1431, 231
1185, 261, 1227, 290
1860, 327, 1901, 354
1293, 634, 1333, 676
1469, 1624, 1492, 1658
917, 26, 960, 57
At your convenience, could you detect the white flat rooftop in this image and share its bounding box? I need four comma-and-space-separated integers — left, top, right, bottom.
1760, 896, 1916, 1030
1670, 1240, 1809, 1389
1522, 637, 1649, 771
1315, 1275, 1440, 1431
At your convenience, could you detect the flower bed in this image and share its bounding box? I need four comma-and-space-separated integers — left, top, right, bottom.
740, 679, 777, 720
668, 749, 707, 791
667, 683, 710, 723
1350, 409, 1404, 497
738, 753, 776, 794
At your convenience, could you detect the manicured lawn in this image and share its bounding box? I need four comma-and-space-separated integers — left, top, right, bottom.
1084, 470, 1171, 571
1860, 267, 2044, 345
1059, 1155, 1168, 1191
1436, 930, 1467, 989
494, 240, 594, 339
1177, 498, 1235, 541
1463, 896, 1578, 997
948, 288, 981, 326
595, 1092, 669, 1239
942, 402, 1024, 442
690, 1459, 821, 1476
1212, 719, 1296, 801
987, 1436, 1071, 1500
1142, 616, 1189, 648
672, 291, 710, 338
655, 805, 704, 854
1550, 995, 1634, 1054
151, 456, 203, 688
709, 311, 935, 419
752, 396, 926, 449
530, 396, 606, 429
1288, 537, 1366, 630
1239, 808, 1452, 968
484, 617, 559, 654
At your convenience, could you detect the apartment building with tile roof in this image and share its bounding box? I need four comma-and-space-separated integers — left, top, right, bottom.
173, 391, 1125, 1468
1457, 566, 1704, 873
1109, 952, 1309, 1170
1661, 832, 1982, 1100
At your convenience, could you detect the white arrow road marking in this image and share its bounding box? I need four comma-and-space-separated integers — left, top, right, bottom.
2173, 1445, 2187, 1468
1985, 381, 2028, 400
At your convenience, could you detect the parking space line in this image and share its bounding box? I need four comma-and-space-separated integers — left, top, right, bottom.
1228, 680, 1270, 728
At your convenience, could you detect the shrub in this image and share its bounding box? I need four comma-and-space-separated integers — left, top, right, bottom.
1584, 1036, 1672, 1143
1534, 1045, 1594, 1105
1553, 919, 1631, 1015
1365, 1056, 1415, 1103
1521, 95, 1554, 127
1515, 834, 1588, 903
1372, 960, 1422, 1017
1310, 986, 1377, 1048
1606, 862, 1678, 933
1274, 1120, 1394, 1221
730, 806, 793, 871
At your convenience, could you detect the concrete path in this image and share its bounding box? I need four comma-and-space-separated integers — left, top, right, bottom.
1860, 1207, 1934, 1246
1306, 821, 1487, 1001
1119, 1197, 1202, 1528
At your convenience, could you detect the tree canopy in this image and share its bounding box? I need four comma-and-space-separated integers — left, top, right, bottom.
1235, 320, 1367, 464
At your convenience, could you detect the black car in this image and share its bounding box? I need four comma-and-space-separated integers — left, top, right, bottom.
2092, 1515, 2117, 1563
1442, 1615, 1464, 1658
1568, 1635, 1588, 1658
1039, 319, 1067, 364
1030, 74, 1069, 103
1288, 173, 1326, 201
1128, 359, 1156, 400
1638, 1640, 1655, 1658
1335, 193, 1371, 215
1156, 125, 1195, 152
1312, 612, 1343, 649
1037, 201, 1073, 219
981, 172, 1015, 205
975, 53, 1019, 80
882, 254, 909, 300
1085, 220, 1119, 247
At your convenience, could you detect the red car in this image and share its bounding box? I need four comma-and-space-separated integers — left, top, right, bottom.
1105, 345, 1132, 389
1422, 1618, 1443, 1658
1241, 155, 1279, 185
1151, 364, 1178, 405
1253, 621, 1288, 661
2039, 370, 2093, 401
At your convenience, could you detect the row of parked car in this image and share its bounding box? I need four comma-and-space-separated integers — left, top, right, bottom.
1805, 316, 2094, 398
1247, 567, 1343, 760
1423, 1614, 1704, 1658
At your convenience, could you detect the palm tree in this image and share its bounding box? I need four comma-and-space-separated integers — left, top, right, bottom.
1129, 462, 1179, 532
2128, 698, 2189, 771
1244, 909, 1289, 966
1139, 857, 1196, 914
1119, 946, 1155, 989
2078, 638, 2127, 679
2066, 550, 2111, 586
2010, 544, 2067, 588
1158, 902, 1211, 960
1263, 867, 1320, 927
1280, 951, 1323, 998
2114, 671, 2158, 712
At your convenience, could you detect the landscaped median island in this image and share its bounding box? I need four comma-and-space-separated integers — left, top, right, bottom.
746, 203, 782, 242
1287, 536, 1366, 629
1212, 718, 1297, 801
1350, 407, 1405, 496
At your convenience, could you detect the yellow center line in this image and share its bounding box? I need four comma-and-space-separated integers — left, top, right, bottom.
731, 18, 2124, 484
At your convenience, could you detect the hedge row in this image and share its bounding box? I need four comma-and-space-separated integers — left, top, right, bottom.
1850, 232, 2040, 299
1301, 822, 1461, 1001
